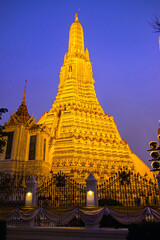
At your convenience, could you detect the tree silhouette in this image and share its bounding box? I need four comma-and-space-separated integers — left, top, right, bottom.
151, 15, 160, 33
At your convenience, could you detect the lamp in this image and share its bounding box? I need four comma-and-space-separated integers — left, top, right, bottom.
25, 192, 32, 206
87, 190, 94, 205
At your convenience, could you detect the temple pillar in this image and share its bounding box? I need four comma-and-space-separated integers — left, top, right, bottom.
25, 175, 38, 206
85, 172, 98, 206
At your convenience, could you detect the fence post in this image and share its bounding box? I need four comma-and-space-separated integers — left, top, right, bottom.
25, 175, 38, 207
156, 172, 160, 202
85, 172, 98, 206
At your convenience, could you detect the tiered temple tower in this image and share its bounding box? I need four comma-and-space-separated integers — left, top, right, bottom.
0, 14, 152, 182
37, 14, 151, 181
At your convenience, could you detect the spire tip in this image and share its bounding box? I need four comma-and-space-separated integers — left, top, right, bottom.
75, 13, 78, 22
22, 80, 27, 104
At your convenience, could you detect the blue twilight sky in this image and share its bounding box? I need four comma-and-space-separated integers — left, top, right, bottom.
0, 0, 160, 167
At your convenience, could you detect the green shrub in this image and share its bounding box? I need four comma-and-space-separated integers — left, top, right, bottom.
0, 220, 6, 240
127, 221, 160, 240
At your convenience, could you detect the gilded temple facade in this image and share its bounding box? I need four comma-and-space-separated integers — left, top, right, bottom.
0, 14, 152, 182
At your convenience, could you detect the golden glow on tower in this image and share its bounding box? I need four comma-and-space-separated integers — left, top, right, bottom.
37, 14, 152, 181
68, 13, 84, 54
0, 14, 153, 182
51, 13, 104, 114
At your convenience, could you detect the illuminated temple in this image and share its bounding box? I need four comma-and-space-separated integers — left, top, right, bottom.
0, 14, 152, 182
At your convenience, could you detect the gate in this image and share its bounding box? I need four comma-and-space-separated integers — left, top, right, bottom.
98, 170, 159, 207
0, 173, 26, 207
37, 172, 86, 207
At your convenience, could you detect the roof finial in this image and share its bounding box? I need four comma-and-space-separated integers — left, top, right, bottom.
75, 13, 78, 22
22, 80, 27, 104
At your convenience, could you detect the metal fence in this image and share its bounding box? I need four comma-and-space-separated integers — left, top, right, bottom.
97, 170, 159, 207
1, 170, 159, 209
37, 172, 86, 207
0, 173, 26, 207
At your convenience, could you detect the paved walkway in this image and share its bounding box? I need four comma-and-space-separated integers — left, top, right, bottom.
7, 226, 128, 240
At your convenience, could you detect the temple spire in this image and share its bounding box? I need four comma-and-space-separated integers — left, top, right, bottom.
6, 79, 34, 126
14, 79, 31, 121
68, 13, 84, 53
22, 80, 27, 104
75, 13, 79, 22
